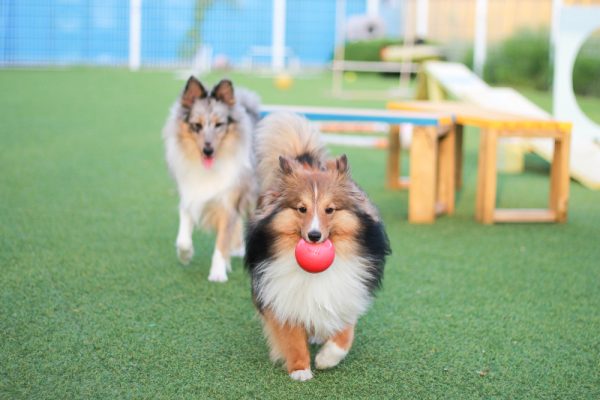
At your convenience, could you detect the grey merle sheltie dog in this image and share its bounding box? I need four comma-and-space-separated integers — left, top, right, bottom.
244, 112, 390, 381
163, 77, 260, 282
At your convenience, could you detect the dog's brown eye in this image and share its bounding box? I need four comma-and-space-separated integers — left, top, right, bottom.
298, 206, 307, 214
215, 122, 224, 128
325, 207, 334, 214
191, 123, 203, 132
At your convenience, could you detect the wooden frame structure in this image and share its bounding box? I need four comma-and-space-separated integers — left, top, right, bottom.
388, 101, 572, 224
260, 105, 456, 224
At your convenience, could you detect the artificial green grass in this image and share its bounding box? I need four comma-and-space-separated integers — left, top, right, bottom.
1, 68, 600, 399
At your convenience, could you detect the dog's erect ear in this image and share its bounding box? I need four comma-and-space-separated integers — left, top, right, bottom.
279, 156, 294, 175
211, 79, 235, 106
325, 154, 349, 175
335, 154, 349, 174
181, 76, 207, 108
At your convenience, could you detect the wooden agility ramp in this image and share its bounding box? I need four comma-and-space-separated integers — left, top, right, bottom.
417, 61, 600, 190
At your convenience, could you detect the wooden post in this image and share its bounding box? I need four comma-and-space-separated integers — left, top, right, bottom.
409, 126, 437, 223
549, 127, 571, 222
480, 128, 498, 224
475, 128, 487, 222
437, 125, 456, 215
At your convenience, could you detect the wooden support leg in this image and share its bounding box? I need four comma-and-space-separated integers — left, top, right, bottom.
386, 124, 401, 189
437, 126, 456, 215
475, 129, 487, 222
409, 126, 438, 223
549, 128, 571, 222
480, 129, 498, 224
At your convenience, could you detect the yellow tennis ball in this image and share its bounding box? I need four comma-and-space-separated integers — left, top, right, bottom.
275, 73, 293, 90
344, 71, 357, 83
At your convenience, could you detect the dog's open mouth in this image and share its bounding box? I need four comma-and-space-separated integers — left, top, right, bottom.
202, 155, 215, 169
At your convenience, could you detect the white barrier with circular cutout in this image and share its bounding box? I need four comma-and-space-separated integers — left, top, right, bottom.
552, 4, 600, 189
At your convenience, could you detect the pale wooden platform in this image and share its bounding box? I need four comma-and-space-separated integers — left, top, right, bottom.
388, 100, 572, 224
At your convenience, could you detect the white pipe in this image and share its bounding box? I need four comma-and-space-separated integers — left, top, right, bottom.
129, 0, 142, 71
550, 0, 562, 48
473, 0, 488, 77
332, 0, 346, 95
272, 0, 286, 71
416, 0, 429, 39
367, 0, 379, 17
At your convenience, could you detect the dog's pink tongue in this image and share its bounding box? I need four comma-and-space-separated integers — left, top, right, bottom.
202, 157, 215, 169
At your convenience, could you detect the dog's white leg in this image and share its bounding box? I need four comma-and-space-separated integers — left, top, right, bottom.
315, 326, 354, 370
289, 369, 313, 381
208, 209, 233, 282
208, 249, 229, 282
229, 217, 245, 258
176, 207, 195, 265
262, 309, 312, 381
315, 341, 349, 370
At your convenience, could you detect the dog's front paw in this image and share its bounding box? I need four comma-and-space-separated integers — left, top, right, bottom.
176, 242, 194, 265
315, 342, 348, 370
289, 368, 313, 381
208, 250, 229, 282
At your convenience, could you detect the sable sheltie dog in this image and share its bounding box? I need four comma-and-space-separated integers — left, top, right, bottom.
163, 76, 260, 282
244, 112, 391, 381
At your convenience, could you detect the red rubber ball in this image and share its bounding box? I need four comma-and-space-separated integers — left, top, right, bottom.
294, 238, 335, 273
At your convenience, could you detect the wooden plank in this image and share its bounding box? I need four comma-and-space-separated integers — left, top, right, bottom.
415, 68, 429, 100
437, 125, 456, 215
409, 126, 438, 223
426, 75, 446, 102
387, 100, 571, 131
493, 209, 557, 223
332, 60, 418, 74
261, 104, 450, 126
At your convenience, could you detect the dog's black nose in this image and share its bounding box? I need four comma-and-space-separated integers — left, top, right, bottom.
203, 147, 214, 157
307, 230, 322, 243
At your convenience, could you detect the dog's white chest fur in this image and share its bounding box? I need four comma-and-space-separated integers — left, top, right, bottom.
180, 154, 244, 201
256, 252, 373, 340
166, 140, 249, 220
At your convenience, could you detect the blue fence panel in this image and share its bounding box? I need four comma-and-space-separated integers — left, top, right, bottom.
203, 0, 272, 65
85, 0, 129, 65
3, 0, 54, 64
0, 0, 370, 67
286, 0, 365, 65
142, 0, 194, 65
0, 0, 128, 65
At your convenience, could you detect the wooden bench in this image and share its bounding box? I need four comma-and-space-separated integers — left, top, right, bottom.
260, 105, 456, 223
388, 101, 572, 224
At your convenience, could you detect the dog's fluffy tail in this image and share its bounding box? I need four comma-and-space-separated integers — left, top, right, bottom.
255, 111, 327, 191
236, 88, 261, 126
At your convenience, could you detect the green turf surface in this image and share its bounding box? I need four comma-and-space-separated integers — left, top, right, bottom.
1, 68, 600, 399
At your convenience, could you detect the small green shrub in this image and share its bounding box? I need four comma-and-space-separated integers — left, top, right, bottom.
485, 29, 552, 90
573, 53, 600, 97
463, 29, 600, 98
342, 39, 405, 61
